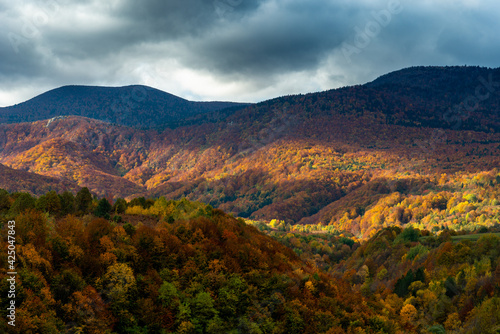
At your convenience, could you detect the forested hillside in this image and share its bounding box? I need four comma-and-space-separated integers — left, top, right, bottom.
0, 66, 499, 239
0, 191, 409, 333
1, 189, 499, 333
335, 226, 500, 333
0, 85, 249, 129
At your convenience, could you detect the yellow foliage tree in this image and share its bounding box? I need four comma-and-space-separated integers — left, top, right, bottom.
400, 303, 418, 325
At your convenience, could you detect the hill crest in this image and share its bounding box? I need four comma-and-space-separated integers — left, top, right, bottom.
0, 84, 250, 129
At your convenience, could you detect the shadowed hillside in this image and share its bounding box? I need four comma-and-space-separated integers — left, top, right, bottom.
0, 85, 250, 129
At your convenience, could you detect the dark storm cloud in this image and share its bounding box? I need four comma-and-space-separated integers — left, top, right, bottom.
0, 0, 499, 105
183, 1, 355, 76
435, 9, 500, 64
118, 0, 225, 38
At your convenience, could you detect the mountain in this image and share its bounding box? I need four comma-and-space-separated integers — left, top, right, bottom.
365, 66, 500, 132
0, 162, 80, 195
0, 117, 148, 197
0, 66, 499, 237
0, 85, 250, 129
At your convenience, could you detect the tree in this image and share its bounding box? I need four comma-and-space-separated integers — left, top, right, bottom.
51, 269, 86, 304
36, 190, 61, 215
66, 286, 115, 333
158, 281, 179, 309
191, 292, 218, 333
129, 196, 153, 209
75, 187, 93, 215
444, 312, 461, 331
0, 189, 11, 211
177, 321, 195, 334
103, 263, 136, 304
9, 192, 36, 214
95, 198, 112, 219
400, 303, 417, 325
395, 227, 420, 243
59, 191, 75, 216
463, 297, 500, 334
112, 198, 127, 214
16, 209, 48, 247
427, 325, 446, 334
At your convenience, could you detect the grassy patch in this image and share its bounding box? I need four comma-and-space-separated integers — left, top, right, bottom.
451, 232, 500, 242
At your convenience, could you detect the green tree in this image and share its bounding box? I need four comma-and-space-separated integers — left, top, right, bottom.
129, 196, 153, 209
95, 198, 112, 219
428, 325, 446, 334
75, 187, 93, 215
0, 189, 11, 212
285, 303, 305, 334
206, 316, 226, 334
51, 269, 86, 304
191, 292, 218, 333
112, 198, 127, 214
59, 191, 75, 216
9, 192, 36, 214
36, 190, 62, 215
158, 281, 179, 308
395, 227, 420, 243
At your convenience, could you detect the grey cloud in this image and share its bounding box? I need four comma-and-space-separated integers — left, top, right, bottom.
436, 11, 500, 64
1, 0, 500, 105
175, 1, 360, 77
118, 0, 218, 38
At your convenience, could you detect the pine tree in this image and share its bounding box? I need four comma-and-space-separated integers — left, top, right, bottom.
95, 198, 112, 219
75, 187, 92, 215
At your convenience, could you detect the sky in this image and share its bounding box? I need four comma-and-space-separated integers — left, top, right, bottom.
1, 0, 499, 106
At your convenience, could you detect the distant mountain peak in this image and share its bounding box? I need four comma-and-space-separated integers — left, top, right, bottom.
0, 85, 250, 129
366, 65, 500, 88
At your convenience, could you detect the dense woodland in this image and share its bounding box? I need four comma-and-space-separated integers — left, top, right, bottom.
0, 189, 499, 333
0, 189, 400, 333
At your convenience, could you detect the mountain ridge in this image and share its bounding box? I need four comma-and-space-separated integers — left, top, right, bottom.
0, 84, 251, 129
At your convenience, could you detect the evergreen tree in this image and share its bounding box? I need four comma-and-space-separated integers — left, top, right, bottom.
59, 191, 76, 216
36, 190, 62, 215
9, 192, 36, 214
95, 198, 112, 219
75, 187, 93, 215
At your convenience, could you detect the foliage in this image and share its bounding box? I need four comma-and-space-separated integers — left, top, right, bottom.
333, 225, 500, 333
0, 192, 404, 333
95, 198, 112, 219
75, 187, 93, 215
9, 192, 36, 215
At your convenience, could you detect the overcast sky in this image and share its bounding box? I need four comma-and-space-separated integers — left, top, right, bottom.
1, 0, 499, 106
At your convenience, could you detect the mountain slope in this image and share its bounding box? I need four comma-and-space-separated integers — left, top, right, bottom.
224, 66, 500, 134
0, 117, 148, 197
0, 162, 79, 195
365, 66, 500, 132
0, 66, 499, 235
0, 198, 409, 333
0, 85, 250, 128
